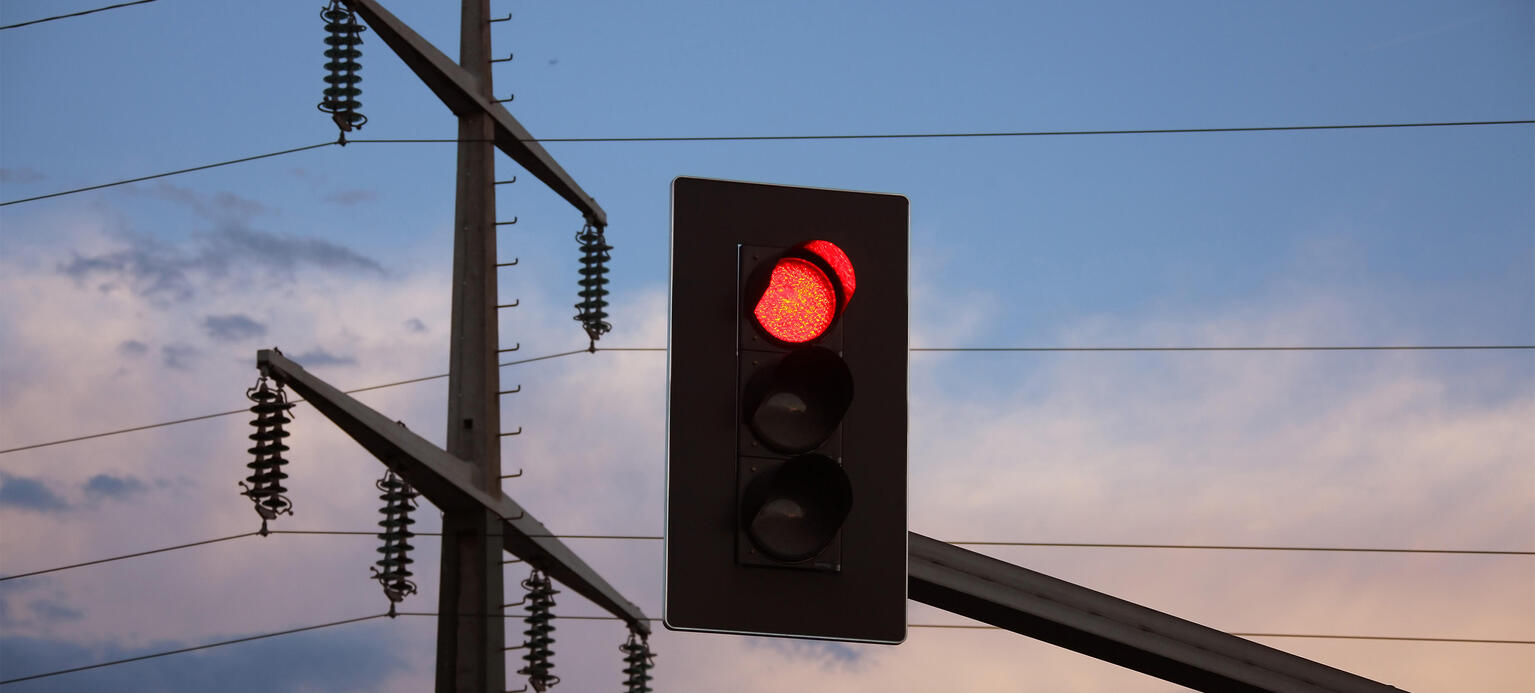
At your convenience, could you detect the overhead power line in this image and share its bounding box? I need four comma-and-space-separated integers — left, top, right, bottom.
353, 119, 1533, 144
0, 0, 157, 31
912, 345, 1535, 353
0, 349, 582, 455
941, 540, 1532, 555
391, 611, 1535, 645
0, 407, 252, 455
6, 604, 1523, 685
0, 612, 390, 685
0, 532, 259, 582
4, 119, 1530, 207
597, 346, 1535, 352
6, 529, 1527, 584
0, 142, 335, 207
3, 343, 1530, 457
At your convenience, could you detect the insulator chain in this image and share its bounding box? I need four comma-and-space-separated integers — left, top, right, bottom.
573, 223, 612, 350
370, 470, 419, 614
620, 630, 655, 693
518, 570, 560, 691
318, 0, 367, 142
240, 376, 295, 534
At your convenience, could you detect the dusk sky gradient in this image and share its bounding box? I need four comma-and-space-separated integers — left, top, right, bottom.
1, 0, 1531, 691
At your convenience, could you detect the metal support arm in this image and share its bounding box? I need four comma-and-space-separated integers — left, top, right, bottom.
907, 532, 1404, 693
257, 349, 648, 634
340, 0, 608, 227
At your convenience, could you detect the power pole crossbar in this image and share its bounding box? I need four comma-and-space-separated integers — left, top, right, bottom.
257, 349, 650, 634
340, 0, 607, 227
907, 532, 1405, 692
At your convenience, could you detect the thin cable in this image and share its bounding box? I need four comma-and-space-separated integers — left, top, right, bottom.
347, 119, 1534, 145
4, 342, 1525, 456
0, 612, 391, 685
913, 345, 1535, 352
0, 348, 591, 455
947, 541, 1533, 556
0, 532, 259, 582
4, 120, 1529, 208
9, 530, 1523, 585
270, 529, 441, 536
0, 0, 157, 31
0, 407, 249, 455
391, 612, 1532, 645
499, 347, 591, 368
0, 142, 334, 207
268, 531, 1535, 556
0, 530, 438, 584
548, 345, 1535, 353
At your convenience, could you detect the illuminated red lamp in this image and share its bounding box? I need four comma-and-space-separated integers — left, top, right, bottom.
751, 241, 855, 344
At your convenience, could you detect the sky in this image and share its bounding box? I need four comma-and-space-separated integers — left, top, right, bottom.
0, 0, 1531, 690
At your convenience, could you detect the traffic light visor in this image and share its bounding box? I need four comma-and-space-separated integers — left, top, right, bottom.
801, 240, 856, 308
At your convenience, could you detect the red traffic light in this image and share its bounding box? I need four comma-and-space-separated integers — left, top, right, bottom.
749, 241, 855, 344
667, 177, 908, 644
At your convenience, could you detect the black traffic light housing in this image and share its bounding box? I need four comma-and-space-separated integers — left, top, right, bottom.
665, 176, 908, 644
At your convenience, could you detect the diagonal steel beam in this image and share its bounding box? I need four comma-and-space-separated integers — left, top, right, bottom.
908, 532, 1403, 692
340, 0, 607, 227
257, 349, 648, 634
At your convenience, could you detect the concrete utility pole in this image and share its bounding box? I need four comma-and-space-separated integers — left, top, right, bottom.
438, 0, 503, 689
256, 3, 639, 693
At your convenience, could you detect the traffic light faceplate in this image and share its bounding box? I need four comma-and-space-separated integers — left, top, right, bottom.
665, 177, 908, 644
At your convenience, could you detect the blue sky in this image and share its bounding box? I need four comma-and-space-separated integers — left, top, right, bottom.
1, 0, 1531, 691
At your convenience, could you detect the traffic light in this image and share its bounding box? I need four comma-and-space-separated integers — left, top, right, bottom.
665, 177, 908, 644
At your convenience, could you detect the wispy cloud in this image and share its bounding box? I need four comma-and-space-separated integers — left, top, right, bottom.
0, 167, 46, 184
0, 625, 410, 691
83, 473, 148, 500
161, 343, 198, 370
202, 314, 267, 342
58, 227, 386, 303
290, 347, 357, 367
0, 473, 67, 512
134, 182, 271, 221
116, 340, 149, 357
28, 599, 84, 624
58, 234, 196, 302
208, 227, 384, 276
